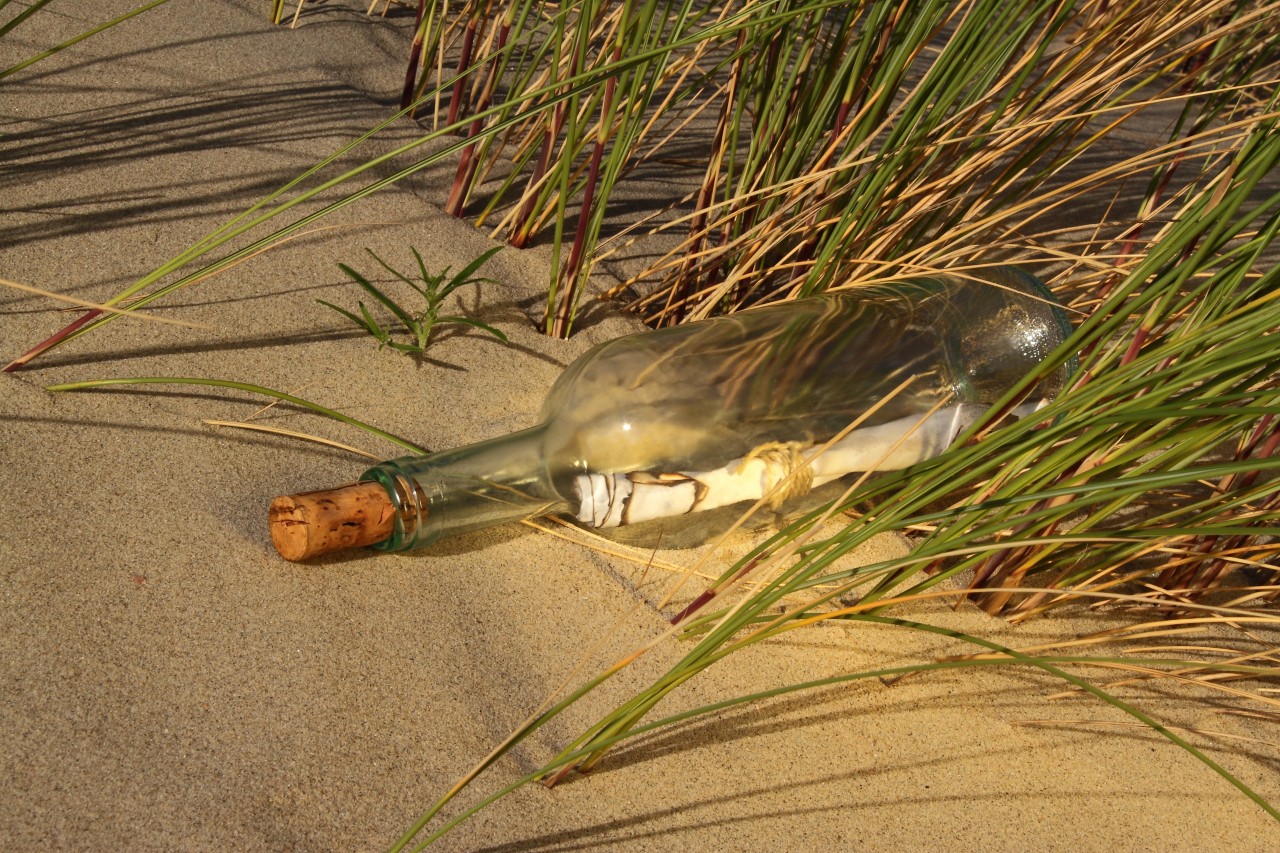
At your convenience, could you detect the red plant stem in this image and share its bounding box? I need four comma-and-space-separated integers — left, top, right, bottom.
549, 31, 622, 338
670, 558, 760, 626
444, 21, 511, 217
549, 123, 606, 337
444, 119, 485, 217
511, 133, 554, 245
543, 764, 576, 787
512, 24, 581, 248
446, 8, 483, 126
1119, 323, 1150, 365
670, 590, 716, 626
510, 122, 557, 248
399, 0, 431, 113
1226, 416, 1280, 495
3, 308, 104, 372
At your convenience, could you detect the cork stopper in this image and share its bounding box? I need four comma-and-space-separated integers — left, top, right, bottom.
269, 482, 399, 561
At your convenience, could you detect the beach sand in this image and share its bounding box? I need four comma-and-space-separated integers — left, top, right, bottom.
3, 2, 1278, 850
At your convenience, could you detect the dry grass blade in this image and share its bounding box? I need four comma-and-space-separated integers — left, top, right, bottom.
0, 278, 212, 330
201, 421, 381, 459
1013, 719, 1280, 751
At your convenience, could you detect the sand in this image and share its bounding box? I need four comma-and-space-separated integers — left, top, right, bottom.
3, 2, 1278, 850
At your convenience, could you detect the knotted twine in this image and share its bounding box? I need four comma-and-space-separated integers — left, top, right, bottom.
735, 440, 814, 510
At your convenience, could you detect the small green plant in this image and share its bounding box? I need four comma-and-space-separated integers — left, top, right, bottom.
319, 245, 508, 354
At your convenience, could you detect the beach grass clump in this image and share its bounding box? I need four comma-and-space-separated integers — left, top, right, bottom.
628, 0, 1280, 322
7, 0, 1279, 359
319, 245, 508, 354
389, 0, 1280, 329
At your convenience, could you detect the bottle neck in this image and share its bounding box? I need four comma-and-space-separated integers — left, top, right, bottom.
360, 424, 566, 551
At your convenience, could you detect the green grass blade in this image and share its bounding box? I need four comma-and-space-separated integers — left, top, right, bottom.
339, 261, 418, 330
316, 299, 376, 335
433, 316, 508, 342
44, 377, 427, 454
0, 0, 173, 81
437, 245, 503, 298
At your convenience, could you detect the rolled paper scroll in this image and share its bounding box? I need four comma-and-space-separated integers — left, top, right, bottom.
574, 402, 1038, 528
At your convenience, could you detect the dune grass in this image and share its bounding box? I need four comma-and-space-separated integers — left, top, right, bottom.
9, 0, 1280, 844
9, 0, 1277, 362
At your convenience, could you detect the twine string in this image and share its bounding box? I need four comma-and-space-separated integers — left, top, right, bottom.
737, 440, 815, 509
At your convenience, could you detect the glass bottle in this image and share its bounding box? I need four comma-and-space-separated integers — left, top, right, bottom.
269, 266, 1074, 561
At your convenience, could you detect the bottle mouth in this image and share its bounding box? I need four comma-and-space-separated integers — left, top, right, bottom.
360, 465, 431, 551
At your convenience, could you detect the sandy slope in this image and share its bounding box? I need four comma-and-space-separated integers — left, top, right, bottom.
2, 2, 1278, 850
